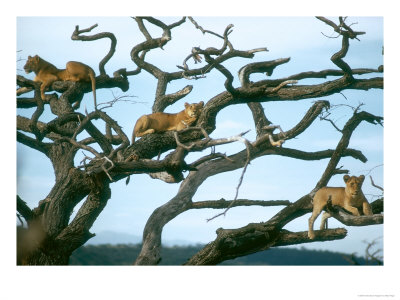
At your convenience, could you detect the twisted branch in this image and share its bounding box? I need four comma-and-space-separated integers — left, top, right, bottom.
316, 17, 366, 80
71, 24, 117, 75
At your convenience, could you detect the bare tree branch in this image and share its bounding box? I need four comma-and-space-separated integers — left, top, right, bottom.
71, 24, 117, 75
370, 175, 384, 191
191, 198, 291, 209
239, 59, 288, 87
17, 196, 34, 223
316, 17, 366, 80
17, 131, 49, 155
184, 227, 348, 265
325, 200, 383, 226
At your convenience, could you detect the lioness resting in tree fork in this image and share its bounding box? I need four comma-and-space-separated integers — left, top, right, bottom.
131, 101, 204, 144
23, 55, 97, 108
308, 174, 373, 239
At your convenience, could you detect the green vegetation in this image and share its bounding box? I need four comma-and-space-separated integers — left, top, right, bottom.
70, 244, 373, 266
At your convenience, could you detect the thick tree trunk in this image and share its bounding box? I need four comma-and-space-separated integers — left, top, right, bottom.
18, 172, 111, 265
22, 248, 70, 266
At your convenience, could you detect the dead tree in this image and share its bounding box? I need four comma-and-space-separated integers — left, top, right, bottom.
16, 17, 383, 265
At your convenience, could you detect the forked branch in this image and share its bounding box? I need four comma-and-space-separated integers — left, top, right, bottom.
317, 17, 366, 80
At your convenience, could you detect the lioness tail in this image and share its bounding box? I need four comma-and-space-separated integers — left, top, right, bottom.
88, 68, 97, 109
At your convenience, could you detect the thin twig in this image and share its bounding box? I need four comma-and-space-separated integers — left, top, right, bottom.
101, 156, 115, 181
207, 137, 252, 222
174, 131, 195, 150
369, 175, 383, 191
97, 94, 141, 110
263, 124, 286, 146
360, 164, 383, 176
268, 134, 285, 147
78, 153, 115, 181
173, 126, 210, 150
188, 16, 225, 39
60, 136, 101, 157
320, 113, 343, 133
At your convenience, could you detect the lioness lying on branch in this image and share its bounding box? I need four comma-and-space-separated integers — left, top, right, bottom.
22, 55, 97, 108
308, 175, 373, 239
131, 101, 204, 144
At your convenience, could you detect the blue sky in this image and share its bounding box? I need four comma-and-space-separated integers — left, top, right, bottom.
16, 16, 384, 257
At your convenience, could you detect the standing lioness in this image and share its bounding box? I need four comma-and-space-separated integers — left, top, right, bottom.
131, 101, 204, 144
308, 175, 372, 239
23, 55, 97, 107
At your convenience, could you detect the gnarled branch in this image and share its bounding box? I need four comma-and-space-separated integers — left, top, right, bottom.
71, 24, 117, 75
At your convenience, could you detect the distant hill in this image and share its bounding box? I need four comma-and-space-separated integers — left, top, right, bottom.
70, 244, 374, 266
87, 231, 142, 245
86, 231, 196, 247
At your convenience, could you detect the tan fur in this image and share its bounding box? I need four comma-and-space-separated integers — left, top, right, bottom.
308, 175, 372, 239
23, 55, 96, 107
132, 101, 204, 144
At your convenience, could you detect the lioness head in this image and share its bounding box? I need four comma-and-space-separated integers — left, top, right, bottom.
24, 55, 40, 74
343, 175, 365, 198
184, 101, 204, 118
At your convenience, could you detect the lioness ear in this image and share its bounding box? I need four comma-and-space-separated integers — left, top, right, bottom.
28, 55, 32, 59
199, 101, 204, 107
184, 102, 189, 108
343, 175, 350, 182
358, 175, 365, 182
